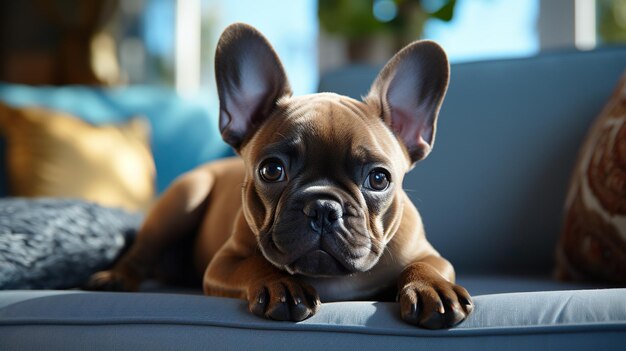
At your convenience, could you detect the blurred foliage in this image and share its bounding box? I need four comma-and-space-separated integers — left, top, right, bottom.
318, 0, 456, 39
597, 0, 626, 44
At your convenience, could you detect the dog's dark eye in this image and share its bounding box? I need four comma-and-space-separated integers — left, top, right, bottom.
364, 168, 390, 191
259, 159, 286, 182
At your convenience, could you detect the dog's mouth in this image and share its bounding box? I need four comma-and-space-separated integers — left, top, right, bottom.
259, 230, 355, 277
284, 249, 352, 277
259, 223, 381, 277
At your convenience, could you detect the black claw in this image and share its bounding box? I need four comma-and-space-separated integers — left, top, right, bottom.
257, 292, 266, 305
267, 299, 290, 320
284, 287, 308, 321
464, 302, 474, 314
444, 305, 466, 327
457, 294, 474, 315
304, 293, 320, 312
289, 301, 310, 321
420, 311, 446, 330
250, 288, 268, 317
401, 302, 420, 325
458, 294, 472, 306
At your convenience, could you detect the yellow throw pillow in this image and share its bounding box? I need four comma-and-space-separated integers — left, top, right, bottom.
0, 103, 155, 212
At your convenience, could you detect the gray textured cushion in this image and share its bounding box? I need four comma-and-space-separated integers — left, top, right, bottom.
0, 288, 624, 350
0, 198, 142, 289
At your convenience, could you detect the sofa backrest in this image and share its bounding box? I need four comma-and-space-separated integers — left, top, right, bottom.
319, 47, 626, 274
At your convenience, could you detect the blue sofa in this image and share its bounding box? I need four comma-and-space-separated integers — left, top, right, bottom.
1, 47, 626, 350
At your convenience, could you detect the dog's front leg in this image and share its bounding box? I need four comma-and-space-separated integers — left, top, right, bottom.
203, 212, 320, 321
397, 255, 474, 329
87, 168, 215, 291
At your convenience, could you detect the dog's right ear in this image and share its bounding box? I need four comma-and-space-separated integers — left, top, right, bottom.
215, 23, 292, 150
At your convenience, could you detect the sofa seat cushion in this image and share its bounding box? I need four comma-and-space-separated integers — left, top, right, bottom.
1, 288, 624, 351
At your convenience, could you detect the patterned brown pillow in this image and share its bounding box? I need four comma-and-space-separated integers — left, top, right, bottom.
556, 73, 626, 284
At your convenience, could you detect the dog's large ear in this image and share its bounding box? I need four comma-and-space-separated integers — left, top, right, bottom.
215, 23, 292, 150
366, 40, 449, 165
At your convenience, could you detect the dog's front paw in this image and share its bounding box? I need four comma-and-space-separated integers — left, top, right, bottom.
398, 279, 473, 329
247, 277, 320, 321
85, 270, 140, 292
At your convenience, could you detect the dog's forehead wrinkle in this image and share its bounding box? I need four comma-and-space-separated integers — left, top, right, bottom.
286, 93, 371, 121
305, 105, 372, 147
258, 93, 406, 184
353, 145, 390, 165
281, 100, 397, 167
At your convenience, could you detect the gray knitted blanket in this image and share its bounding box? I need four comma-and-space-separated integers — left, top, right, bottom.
0, 198, 143, 289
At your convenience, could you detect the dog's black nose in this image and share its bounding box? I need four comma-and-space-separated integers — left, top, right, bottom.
303, 199, 343, 233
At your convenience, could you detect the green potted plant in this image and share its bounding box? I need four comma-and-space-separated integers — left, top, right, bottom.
318, 0, 457, 63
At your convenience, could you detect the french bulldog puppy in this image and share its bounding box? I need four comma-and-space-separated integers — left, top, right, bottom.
88, 23, 473, 329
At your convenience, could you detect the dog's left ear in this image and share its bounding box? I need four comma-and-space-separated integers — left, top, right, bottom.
366, 40, 449, 165
215, 23, 292, 150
